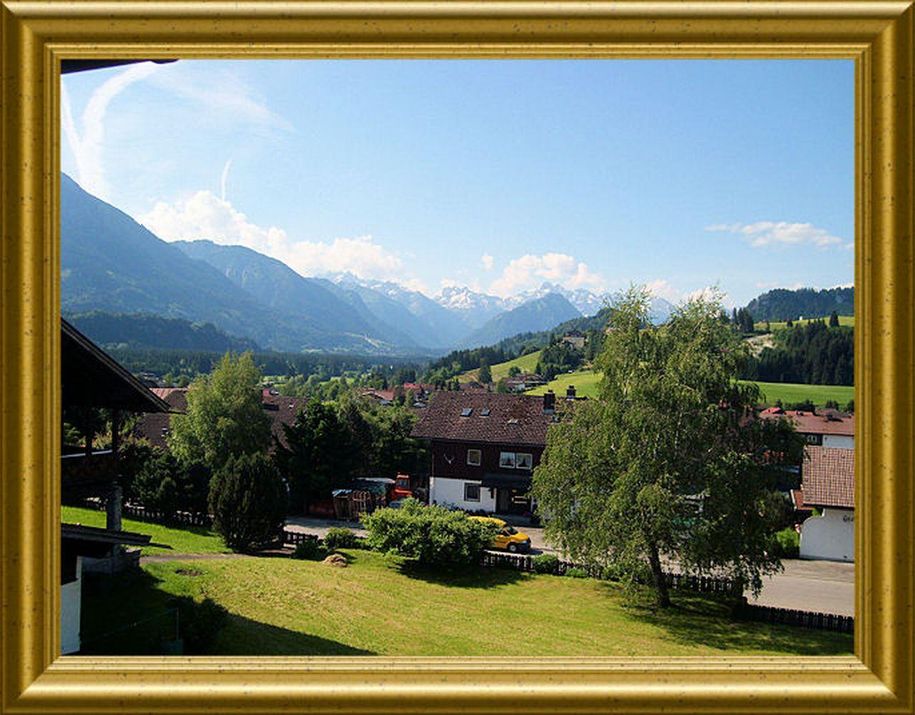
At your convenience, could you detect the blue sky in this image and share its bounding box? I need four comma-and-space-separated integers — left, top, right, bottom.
61, 59, 854, 307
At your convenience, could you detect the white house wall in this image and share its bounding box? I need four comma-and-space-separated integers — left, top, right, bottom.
61, 556, 82, 654
430, 476, 496, 512
822, 434, 854, 449
800, 508, 854, 562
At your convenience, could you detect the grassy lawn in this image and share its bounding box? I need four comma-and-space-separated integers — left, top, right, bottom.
741, 380, 854, 408
79, 549, 852, 657
460, 350, 542, 383
62, 505, 228, 555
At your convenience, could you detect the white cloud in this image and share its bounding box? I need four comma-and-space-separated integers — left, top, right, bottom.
487, 252, 605, 298
645, 279, 680, 302
61, 62, 161, 200
706, 221, 845, 248
149, 66, 293, 133
644, 279, 732, 309
138, 190, 415, 286
220, 159, 233, 202
481, 253, 494, 271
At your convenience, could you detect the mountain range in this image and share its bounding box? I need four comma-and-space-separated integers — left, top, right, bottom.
61, 174, 635, 355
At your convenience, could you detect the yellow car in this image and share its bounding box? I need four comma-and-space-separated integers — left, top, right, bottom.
469, 516, 532, 553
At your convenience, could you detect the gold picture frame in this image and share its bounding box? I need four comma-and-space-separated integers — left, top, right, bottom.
1, 1, 912, 712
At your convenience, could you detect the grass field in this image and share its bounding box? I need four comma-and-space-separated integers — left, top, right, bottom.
525, 371, 852, 408
80, 549, 852, 657
741, 381, 854, 408
62, 505, 228, 555
757, 315, 855, 331
526, 369, 601, 398
460, 349, 542, 383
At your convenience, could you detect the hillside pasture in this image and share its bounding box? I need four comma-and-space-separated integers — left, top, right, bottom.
756, 315, 854, 331
460, 349, 542, 383
526, 372, 851, 409
526, 369, 601, 398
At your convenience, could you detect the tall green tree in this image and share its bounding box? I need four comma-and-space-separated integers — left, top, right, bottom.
531, 288, 804, 607
478, 359, 493, 384
274, 397, 353, 513
209, 452, 287, 552
168, 352, 272, 471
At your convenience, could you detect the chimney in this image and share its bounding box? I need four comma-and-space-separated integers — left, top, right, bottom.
566, 385, 577, 400
543, 390, 556, 413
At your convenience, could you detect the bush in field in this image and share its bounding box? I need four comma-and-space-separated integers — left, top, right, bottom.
361, 498, 498, 567
532, 553, 560, 575
564, 567, 589, 579
323, 527, 359, 551
292, 539, 325, 561
209, 453, 286, 553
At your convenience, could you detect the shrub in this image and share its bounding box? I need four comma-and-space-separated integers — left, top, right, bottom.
324, 527, 359, 551
774, 527, 800, 558
209, 452, 286, 553
292, 538, 325, 561
361, 498, 497, 567
532, 553, 560, 575
564, 567, 589, 579
168, 596, 228, 654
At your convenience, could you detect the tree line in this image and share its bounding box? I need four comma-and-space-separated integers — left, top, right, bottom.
742, 319, 854, 386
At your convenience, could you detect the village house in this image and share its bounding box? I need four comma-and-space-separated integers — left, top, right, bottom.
560, 330, 586, 350
503, 373, 546, 393
798, 446, 855, 562
760, 406, 854, 448
61, 319, 170, 653
410, 390, 562, 516
761, 406, 856, 561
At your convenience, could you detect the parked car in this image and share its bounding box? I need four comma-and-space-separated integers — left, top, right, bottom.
469, 516, 531, 553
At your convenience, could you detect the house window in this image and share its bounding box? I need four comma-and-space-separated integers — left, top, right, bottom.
464, 483, 481, 502
499, 452, 516, 469
516, 453, 533, 470
467, 449, 481, 466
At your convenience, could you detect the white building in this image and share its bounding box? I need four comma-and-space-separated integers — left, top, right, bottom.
799, 446, 855, 562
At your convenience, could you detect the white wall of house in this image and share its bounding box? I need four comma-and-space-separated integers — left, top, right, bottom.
800, 508, 854, 562
430, 476, 496, 512
823, 434, 854, 449
61, 556, 82, 655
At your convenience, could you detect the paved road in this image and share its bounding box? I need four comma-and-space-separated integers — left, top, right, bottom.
749, 558, 854, 616
285, 516, 855, 615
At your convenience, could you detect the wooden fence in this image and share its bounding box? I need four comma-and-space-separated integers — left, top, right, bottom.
83, 499, 213, 528
281, 530, 319, 546
733, 599, 854, 634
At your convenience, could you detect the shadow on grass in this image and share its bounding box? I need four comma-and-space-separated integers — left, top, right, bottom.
395, 558, 527, 589
78, 567, 372, 656
611, 586, 854, 656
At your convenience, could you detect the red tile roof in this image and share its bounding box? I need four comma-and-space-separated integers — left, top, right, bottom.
410, 391, 557, 446
760, 407, 855, 436
802, 446, 855, 508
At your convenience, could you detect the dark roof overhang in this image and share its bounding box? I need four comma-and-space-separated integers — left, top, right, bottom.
62, 318, 171, 413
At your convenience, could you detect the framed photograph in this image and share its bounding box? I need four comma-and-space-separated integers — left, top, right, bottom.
1, 1, 913, 713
